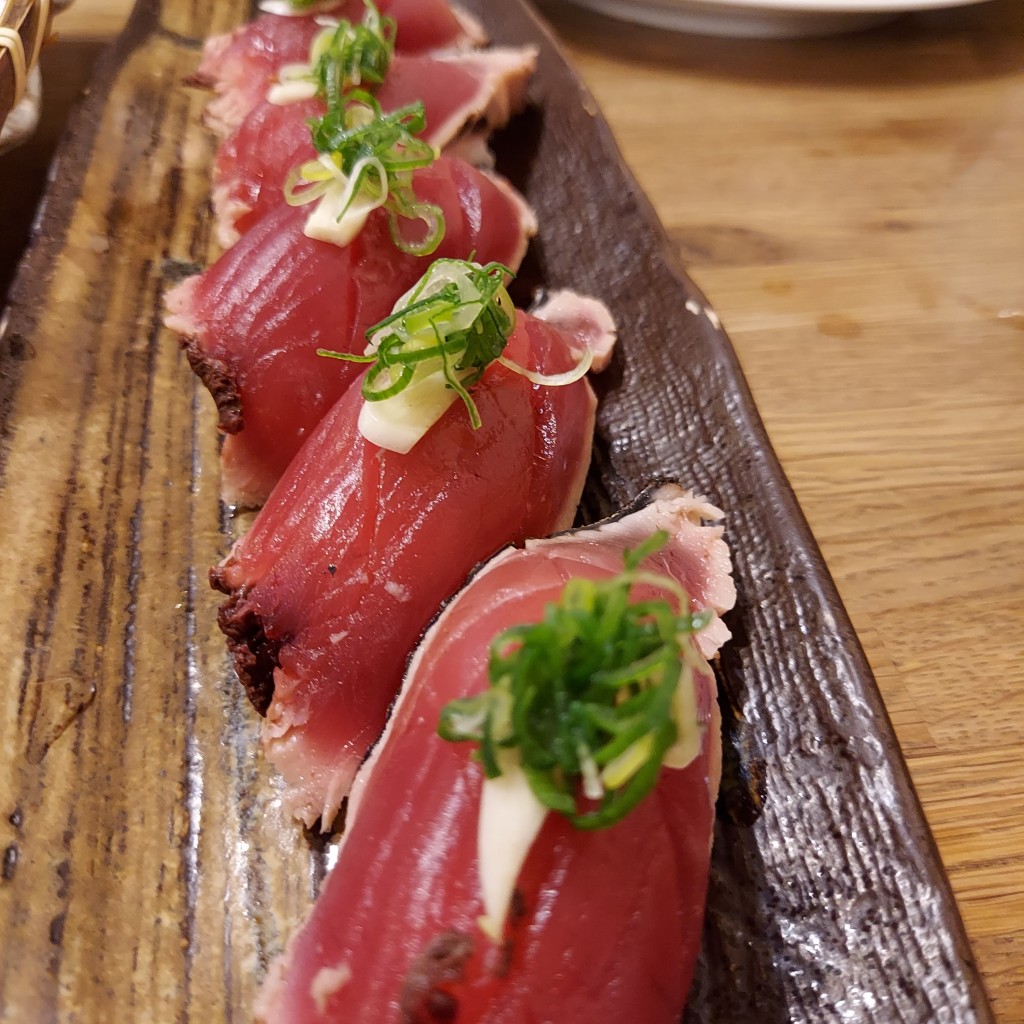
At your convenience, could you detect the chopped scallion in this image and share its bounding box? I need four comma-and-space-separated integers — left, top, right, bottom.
437, 534, 713, 831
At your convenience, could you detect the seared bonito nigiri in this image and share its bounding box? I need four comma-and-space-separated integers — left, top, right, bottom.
212, 262, 616, 829
256, 485, 734, 1021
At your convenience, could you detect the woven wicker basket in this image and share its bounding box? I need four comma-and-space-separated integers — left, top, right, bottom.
0, 0, 54, 144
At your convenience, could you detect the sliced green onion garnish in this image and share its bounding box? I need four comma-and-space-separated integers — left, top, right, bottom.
437, 533, 713, 831
287, 92, 445, 255
318, 259, 598, 438
268, 1, 395, 105
319, 259, 517, 425
311, 2, 395, 107
497, 347, 594, 387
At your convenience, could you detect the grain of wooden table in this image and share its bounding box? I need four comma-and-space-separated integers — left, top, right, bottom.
5, 0, 1023, 1019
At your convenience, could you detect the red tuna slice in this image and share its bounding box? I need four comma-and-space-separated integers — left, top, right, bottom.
212, 47, 538, 249
196, 0, 487, 135
211, 303, 614, 830
254, 485, 735, 1023
165, 156, 537, 508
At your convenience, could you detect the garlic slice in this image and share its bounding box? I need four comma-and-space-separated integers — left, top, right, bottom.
303, 156, 386, 247
476, 751, 548, 943
357, 369, 458, 455
267, 74, 318, 106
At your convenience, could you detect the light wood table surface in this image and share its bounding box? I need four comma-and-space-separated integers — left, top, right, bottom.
9, 0, 1024, 1019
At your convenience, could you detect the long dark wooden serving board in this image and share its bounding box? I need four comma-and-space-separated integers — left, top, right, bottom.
0, 0, 993, 1020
